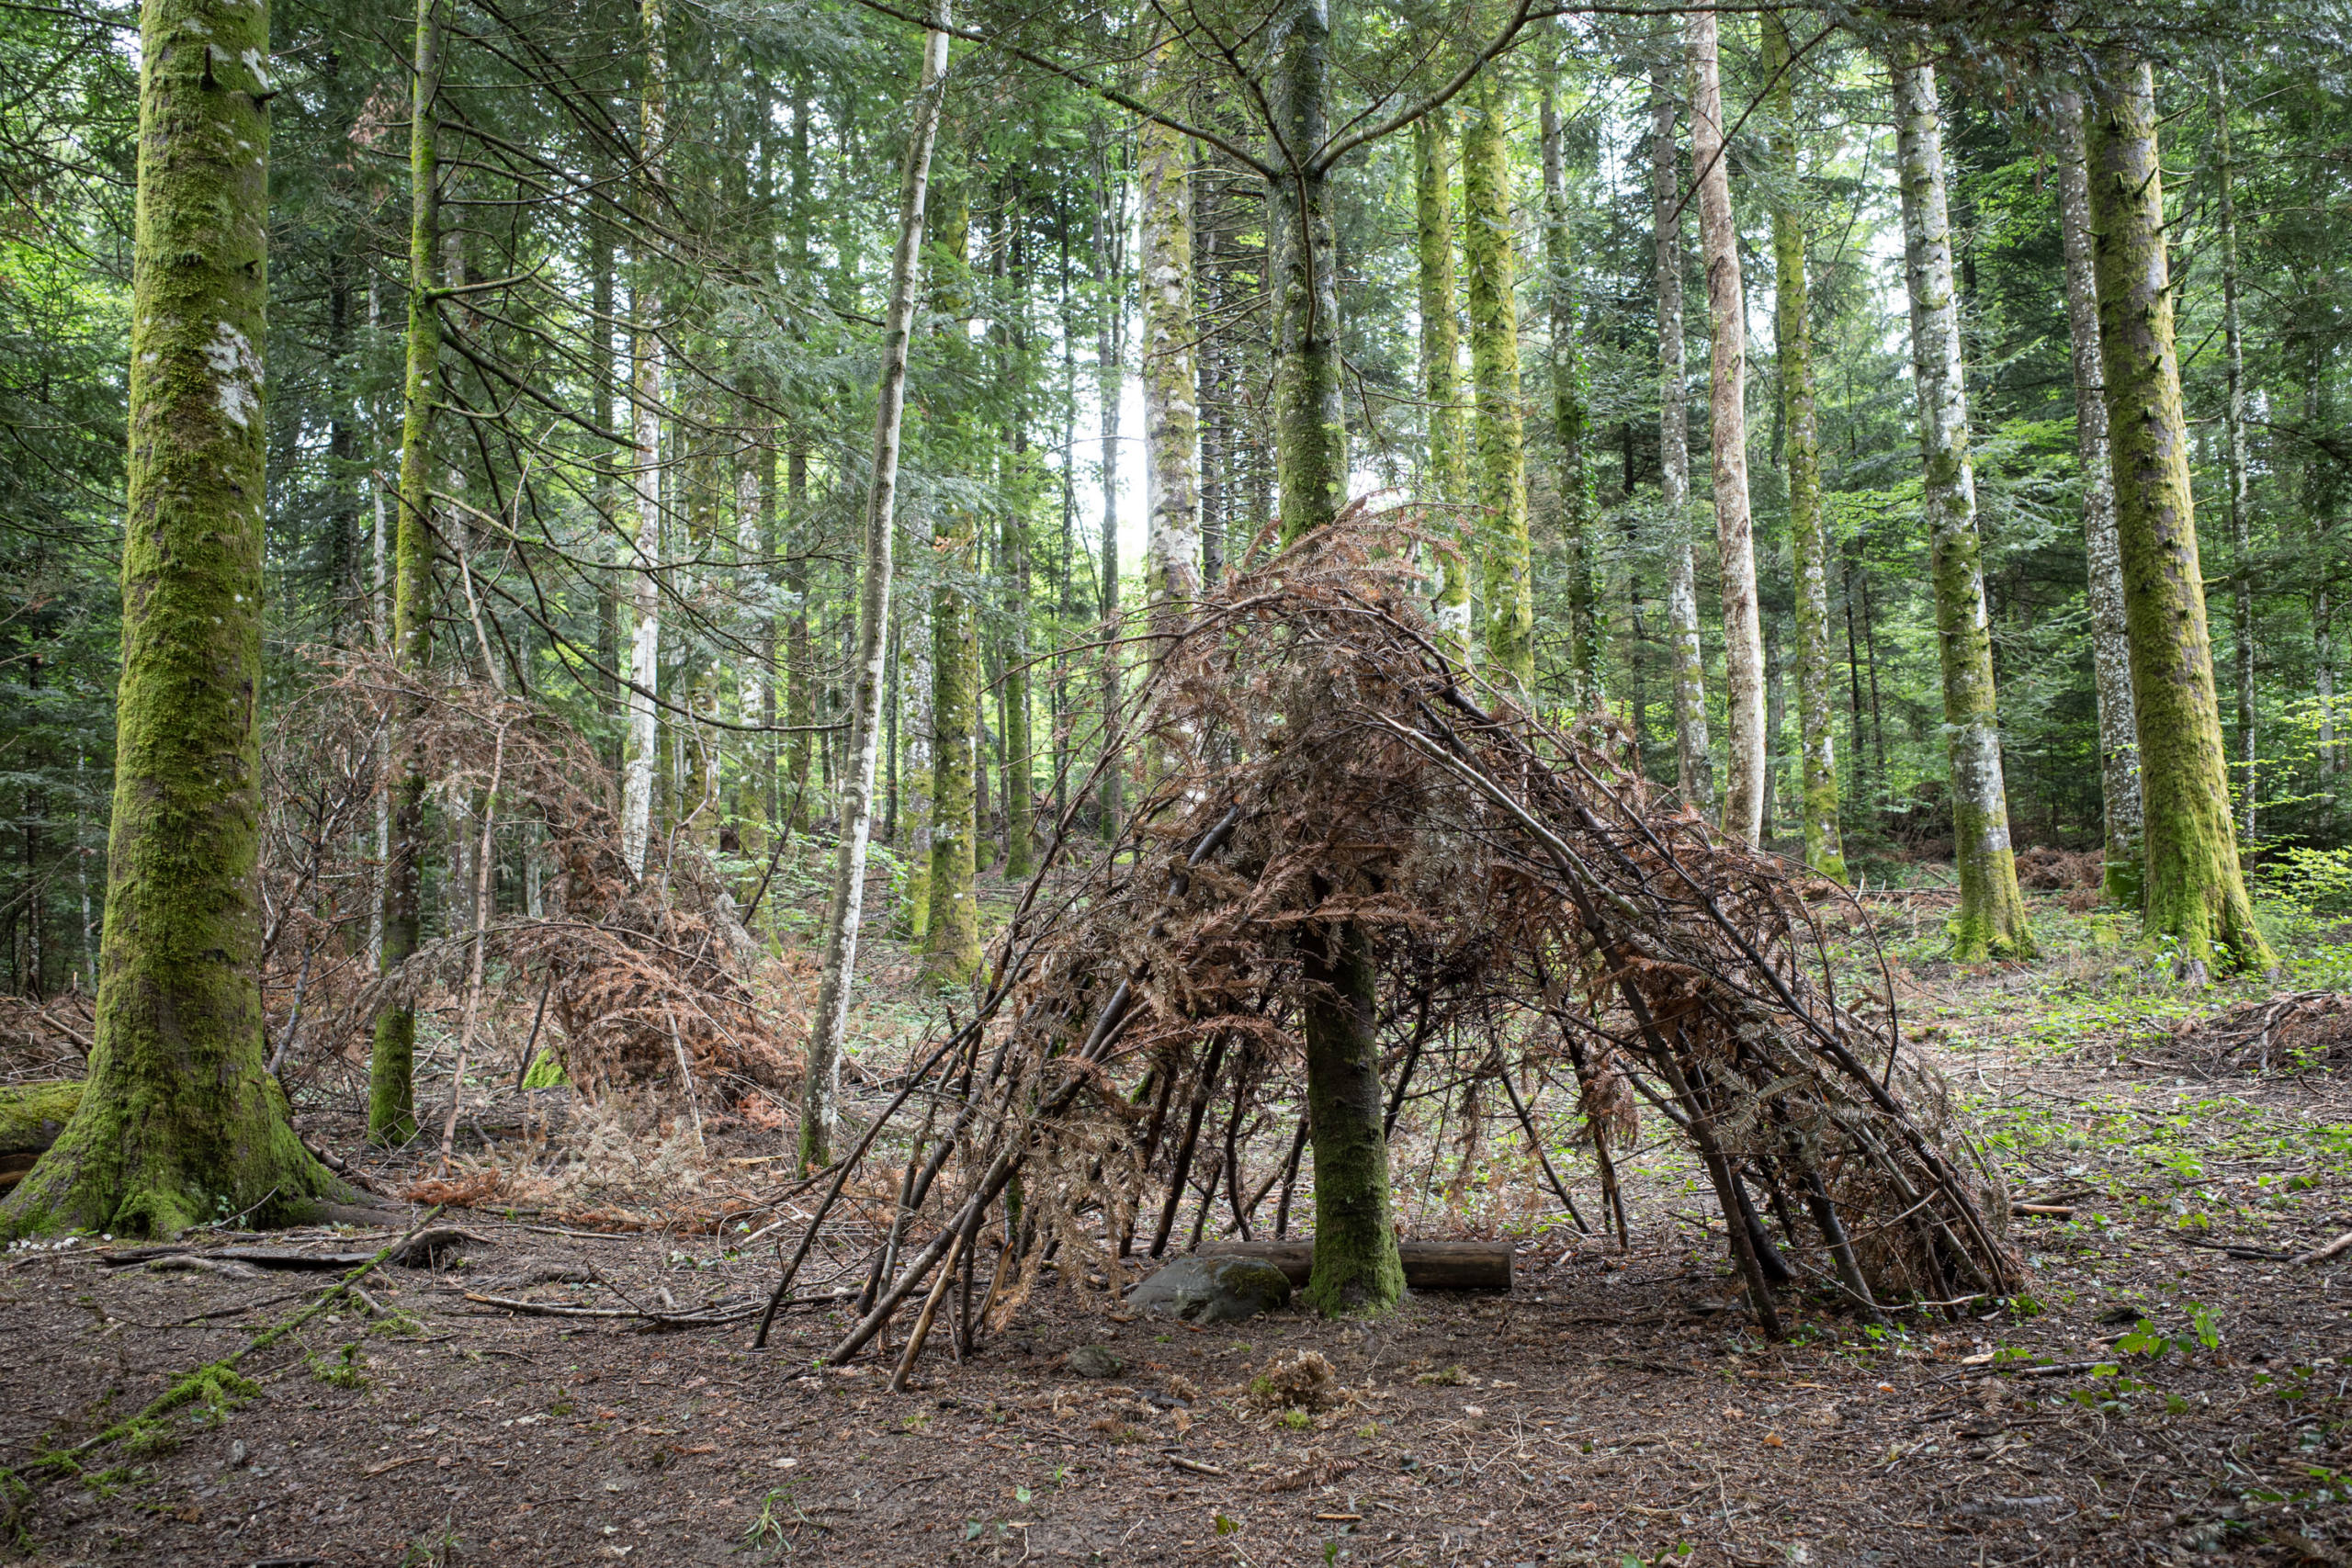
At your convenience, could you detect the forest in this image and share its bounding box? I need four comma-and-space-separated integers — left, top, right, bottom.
1, 0, 2351, 1560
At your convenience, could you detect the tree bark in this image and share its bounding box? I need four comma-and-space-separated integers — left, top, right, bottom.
1686, 7, 1765, 846
2084, 55, 2273, 980
619, 0, 667, 879
1540, 61, 1598, 706
1892, 51, 2032, 960
798, 10, 952, 1171
6, 0, 344, 1235
1268, 0, 1402, 1317
1464, 75, 1531, 692
2213, 67, 2258, 841
1092, 160, 1125, 843
1650, 62, 1712, 814
922, 190, 982, 985
1415, 110, 1471, 659
1140, 52, 1201, 670
2052, 89, 2141, 906
371, 0, 443, 1145
1762, 13, 1844, 881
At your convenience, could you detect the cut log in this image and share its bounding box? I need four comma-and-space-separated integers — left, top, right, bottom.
1199, 1239, 1511, 1292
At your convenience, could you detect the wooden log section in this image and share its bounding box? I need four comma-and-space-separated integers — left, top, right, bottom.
1199, 1239, 1512, 1292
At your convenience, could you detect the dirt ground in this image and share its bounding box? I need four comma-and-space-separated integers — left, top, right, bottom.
5, 898, 2350, 1567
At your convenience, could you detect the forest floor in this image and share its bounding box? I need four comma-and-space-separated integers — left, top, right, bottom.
5, 882, 2352, 1567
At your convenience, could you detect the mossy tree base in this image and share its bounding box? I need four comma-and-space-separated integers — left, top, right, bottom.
1299, 917, 1406, 1318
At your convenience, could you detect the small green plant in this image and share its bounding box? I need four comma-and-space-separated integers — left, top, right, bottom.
308, 1341, 372, 1391
1214, 1512, 1241, 1536
1280, 1408, 1313, 1431
742, 1486, 798, 1552
1412, 1364, 1466, 1387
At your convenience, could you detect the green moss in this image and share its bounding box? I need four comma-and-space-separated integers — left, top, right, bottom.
0, 1081, 83, 1154
519, 1049, 568, 1089
1463, 78, 1531, 691
1415, 112, 1470, 657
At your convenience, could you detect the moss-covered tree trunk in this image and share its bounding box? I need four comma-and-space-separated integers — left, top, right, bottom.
1649, 61, 1712, 813
1140, 51, 1200, 674
797, 11, 950, 1171
1892, 51, 2033, 961
1539, 61, 1598, 706
2052, 89, 2141, 905
1463, 76, 1531, 692
1686, 8, 1765, 846
900, 593, 933, 938
922, 189, 982, 986
2085, 56, 2274, 981
1414, 110, 1471, 660
5, 0, 345, 1236
1269, 0, 1402, 1316
1762, 14, 1843, 881
1092, 164, 1125, 845
370, 0, 443, 1145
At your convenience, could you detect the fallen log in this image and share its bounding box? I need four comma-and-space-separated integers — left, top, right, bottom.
1198, 1239, 1512, 1292
98, 1227, 491, 1272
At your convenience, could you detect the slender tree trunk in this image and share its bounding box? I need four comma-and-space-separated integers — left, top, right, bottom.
1093, 161, 1125, 842
1686, 8, 1765, 845
2213, 67, 2258, 841
1540, 61, 1598, 705
1268, 0, 1402, 1318
1464, 76, 1531, 691
619, 0, 667, 878
2052, 89, 2141, 905
1650, 61, 1712, 813
923, 189, 982, 984
370, 0, 444, 1145
6, 0, 343, 1235
1892, 51, 2032, 960
1140, 52, 1200, 670
1415, 110, 1471, 658
1001, 222, 1036, 881
2084, 56, 2273, 980
798, 11, 952, 1171
1762, 14, 1844, 881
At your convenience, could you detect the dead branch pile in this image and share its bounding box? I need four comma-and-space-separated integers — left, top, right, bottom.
762, 508, 2019, 1368
259, 656, 799, 1111
2169, 990, 2352, 1074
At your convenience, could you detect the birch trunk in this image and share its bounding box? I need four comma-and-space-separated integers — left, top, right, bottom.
1541, 64, 1598, 705
619, 0, 667, 879
797, 12, 952, 1171
370, 0, 442, 1145
5, 0, 345, 1235
1762, 13, 1843, 880
1650, 61, 1713, 813
2084, 55, 2273, 980
2214, 67, 2258, 840
1892, 51, 2032, 961
2052, 89, 2141, 904
1268, 0, 1402, 1317
1687, 9, 1765, 845
1464, 76, 1531, 691
1139, 51, 1200, 661
1415, 111, 1471, 657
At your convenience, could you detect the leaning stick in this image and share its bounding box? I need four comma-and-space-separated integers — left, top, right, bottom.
889, 1224, 970, 1393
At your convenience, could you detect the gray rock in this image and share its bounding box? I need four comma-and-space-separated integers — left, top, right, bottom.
1126, 1256, 1293, 1325
1065, 1344, 1125, 1379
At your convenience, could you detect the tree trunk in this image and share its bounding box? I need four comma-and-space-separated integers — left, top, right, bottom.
1268, 0, 1401, 1317
6, 0, 344, 1236
2084, 56, 2273, 980
1001, 228, 1036, 880
1140, 55, 1201, 671
1464, 77, 1531, 692
1415, 110, 1471, 658
619, 0, 667, 879
1650, 62, 1712, 814
1892, 51, 2032, 961
1540, 62, 1598, 706
1093, 161, 1125, 843
2052, 89, 2142, 906
371, 0, 444, 1145
798, 11, 951, 1171
1686, 7, 1765, 846
1762, 13, 1844, 882
923, 189, 982, 986
2213, 67, 2258, 842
